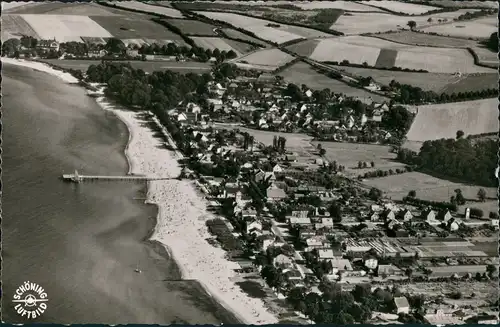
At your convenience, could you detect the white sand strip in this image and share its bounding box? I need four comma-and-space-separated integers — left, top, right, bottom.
3, 57, 279, 325
2, 57, 80, 84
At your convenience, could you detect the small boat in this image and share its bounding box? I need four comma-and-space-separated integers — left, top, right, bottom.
134, 268, 142, 274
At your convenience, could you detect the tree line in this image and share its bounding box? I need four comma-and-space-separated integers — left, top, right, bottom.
387, 80, 497, 105
397, 137, 497, 187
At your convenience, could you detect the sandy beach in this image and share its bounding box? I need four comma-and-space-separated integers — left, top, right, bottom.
2, 57, 279, 324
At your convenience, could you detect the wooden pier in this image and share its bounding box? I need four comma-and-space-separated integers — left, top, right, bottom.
62, 170, 176, 183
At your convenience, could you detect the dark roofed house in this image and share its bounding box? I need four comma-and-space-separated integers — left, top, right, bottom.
436, 209, 452, 222
397, 209, 413, 222
380, 209, 396, 221
422, 209, 436, 223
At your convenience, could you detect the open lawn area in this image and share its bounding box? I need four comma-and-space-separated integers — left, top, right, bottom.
405, 98, 497, 141
278, 62, 389, 103
38, 59, 211, 73
165, 18, 218, 36
332, 9, 481, 35
311, 141, 406, 176
419, 15, 497, 39
363, 171, 497, 202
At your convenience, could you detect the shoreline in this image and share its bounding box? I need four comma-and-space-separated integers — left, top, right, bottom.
2, 57, 280, 325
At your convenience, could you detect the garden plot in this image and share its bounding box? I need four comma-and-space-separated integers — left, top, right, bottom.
165, 18, 218, 36
191, 37, 240, 53
394, 47, 495, 73
374, 31, 479, 48
309, 36, 406, 66
2, 2, 120, 15
364, 0, 439, 15
234, 48, 294, 70
1, 14, 40, 39
195, 11, 326, 44
405, 98, 498, 142
89, 15, 187, 44
332, 9, 481, 35
278, 62, 389, 103
420, 16, 497, 39
111, 1, 184, 18
363, 171, 497, 202
20, 14, 113, 42
311, 141, 406, 175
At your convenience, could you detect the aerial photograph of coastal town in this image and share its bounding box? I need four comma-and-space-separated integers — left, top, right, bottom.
1, 0, 498, 325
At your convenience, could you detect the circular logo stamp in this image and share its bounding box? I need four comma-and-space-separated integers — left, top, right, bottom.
12, 281, 48, 319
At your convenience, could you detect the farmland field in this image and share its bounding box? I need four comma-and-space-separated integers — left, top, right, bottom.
336, 66, 498, 93
285, 39, 322, 57
89, 15, 187, 44
2, 2, 120, 15
20, 14, 113, 42
309, 36, 406, 66
373, 31, 480, 48
1, 14, 40, 40
220, 28, 270, 47
332, 9, 481, 35
111, 1, 184, 18
191, 37, 254, 55
305, 35, 490, 73
195, 11, 328, 44
419, 15, 498, 39
363, 171, 497, 202
427, 0, 498, 9
204, 0, 382, 11
234, 48, 294, 70
405, 98, 498, 141
278, 62, 389, 103
38, 59, 212, 73
311, 141, 406, 175
165, 18, 218, 36
470, 46, 498, 67
363, 0, 440, 14
393, 46, 495, 73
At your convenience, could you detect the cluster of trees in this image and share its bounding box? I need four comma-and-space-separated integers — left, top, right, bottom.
380, 105, 415, 138
388, 80, 497, 104
359, 166, 411, 180
402, 196, 458, 212
136, 41, 237, 62
484, 32, 498, 52
397, 138, 497, 187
